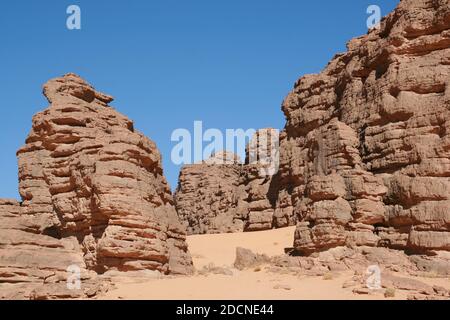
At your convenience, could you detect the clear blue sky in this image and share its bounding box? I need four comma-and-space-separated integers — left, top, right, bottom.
0, 0, 399, 199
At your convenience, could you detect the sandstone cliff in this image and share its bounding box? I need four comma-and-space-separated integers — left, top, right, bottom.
1, 0, 449, 300
276, 0, 450, 254
0, 74, 193, 299
175, 129, 286, 234
176, 163, 246, 234
174, 0, 450, 258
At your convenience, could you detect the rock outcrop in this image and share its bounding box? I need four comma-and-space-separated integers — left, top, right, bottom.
235, 245, 450, 299
0, 74, 193, 299
1, 0, 449, 300
175, 0, 450, 258
275, 0, 450, 255
175, 129, 285, 234
244, 128, 288, 231
0, 198, 103, 299
175, 158, 246, 234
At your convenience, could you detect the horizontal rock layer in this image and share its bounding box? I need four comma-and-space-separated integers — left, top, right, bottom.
175, 0, 450, 257
175, 129, 288, 234
0, 74, 193, 299
278, 0, 450, 255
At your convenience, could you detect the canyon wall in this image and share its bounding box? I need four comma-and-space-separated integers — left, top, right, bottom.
175, 129, 292, 234
277, 0, 450, 254
175, 0, 450, 257
1, 0, 449, 300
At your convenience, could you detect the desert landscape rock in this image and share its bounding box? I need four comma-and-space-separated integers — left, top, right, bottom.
275, 0, 450, 255
175, 128, 286, 234
1, 0, 450, 300
173, 0, 450, 296
175, 154, 246, 234
175, 0, 450, 259
101, 226, 450, 300
234, 247, 271, 270
0, 74, 193, 299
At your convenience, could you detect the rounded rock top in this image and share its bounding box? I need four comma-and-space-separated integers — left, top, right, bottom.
43, 73, 114, 104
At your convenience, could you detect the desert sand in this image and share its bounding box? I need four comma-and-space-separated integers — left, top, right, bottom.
101, 227, 450, 300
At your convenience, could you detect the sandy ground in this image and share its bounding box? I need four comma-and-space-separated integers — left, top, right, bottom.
101, 227, 450, 300
188, 227, 296, 269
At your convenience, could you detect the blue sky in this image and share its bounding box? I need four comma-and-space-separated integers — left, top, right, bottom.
0, 0, 399, 199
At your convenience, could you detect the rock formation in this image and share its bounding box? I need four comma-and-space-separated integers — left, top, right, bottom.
244, 128, 289, 231
233, 245, 450, 299
175, 0, 450, 258
175, 129, 285, 234
0, 74, 193, 299
175, 158, 246, 234
276, 0, 450, 255
1, 0, 449, 300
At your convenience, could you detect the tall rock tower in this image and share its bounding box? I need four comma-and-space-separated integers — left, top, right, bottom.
0, 74, 193, 299
275, 0, 450, 254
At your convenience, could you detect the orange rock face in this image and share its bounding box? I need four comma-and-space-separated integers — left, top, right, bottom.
175, 161, 246, 234
1, 0, 449, 300
175, 129, 286, 234
276, 0, 450, 254
175, 0, 450, 257
0, 74, 193, 299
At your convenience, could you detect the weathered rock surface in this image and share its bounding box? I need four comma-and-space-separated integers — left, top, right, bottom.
238, 245, 450, 299
175, 0, 450, 258
274, 0, 450, 255
175, 158, 246, 234
0, 198, 104, 299
1, 0, 449, 300
234, 247, 271, 270
175, 129, 284, 234
244, 129, 287, 231
0, 74, 193, 299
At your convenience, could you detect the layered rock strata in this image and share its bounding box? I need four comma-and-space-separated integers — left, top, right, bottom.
277, 0, 450, 254
0, 74, 193, 299
175, 160, 246, 234
175, 129, 288, 234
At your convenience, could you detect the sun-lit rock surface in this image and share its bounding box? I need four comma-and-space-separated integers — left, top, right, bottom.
275, 0, 450, 254
0, 74, 193, 299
